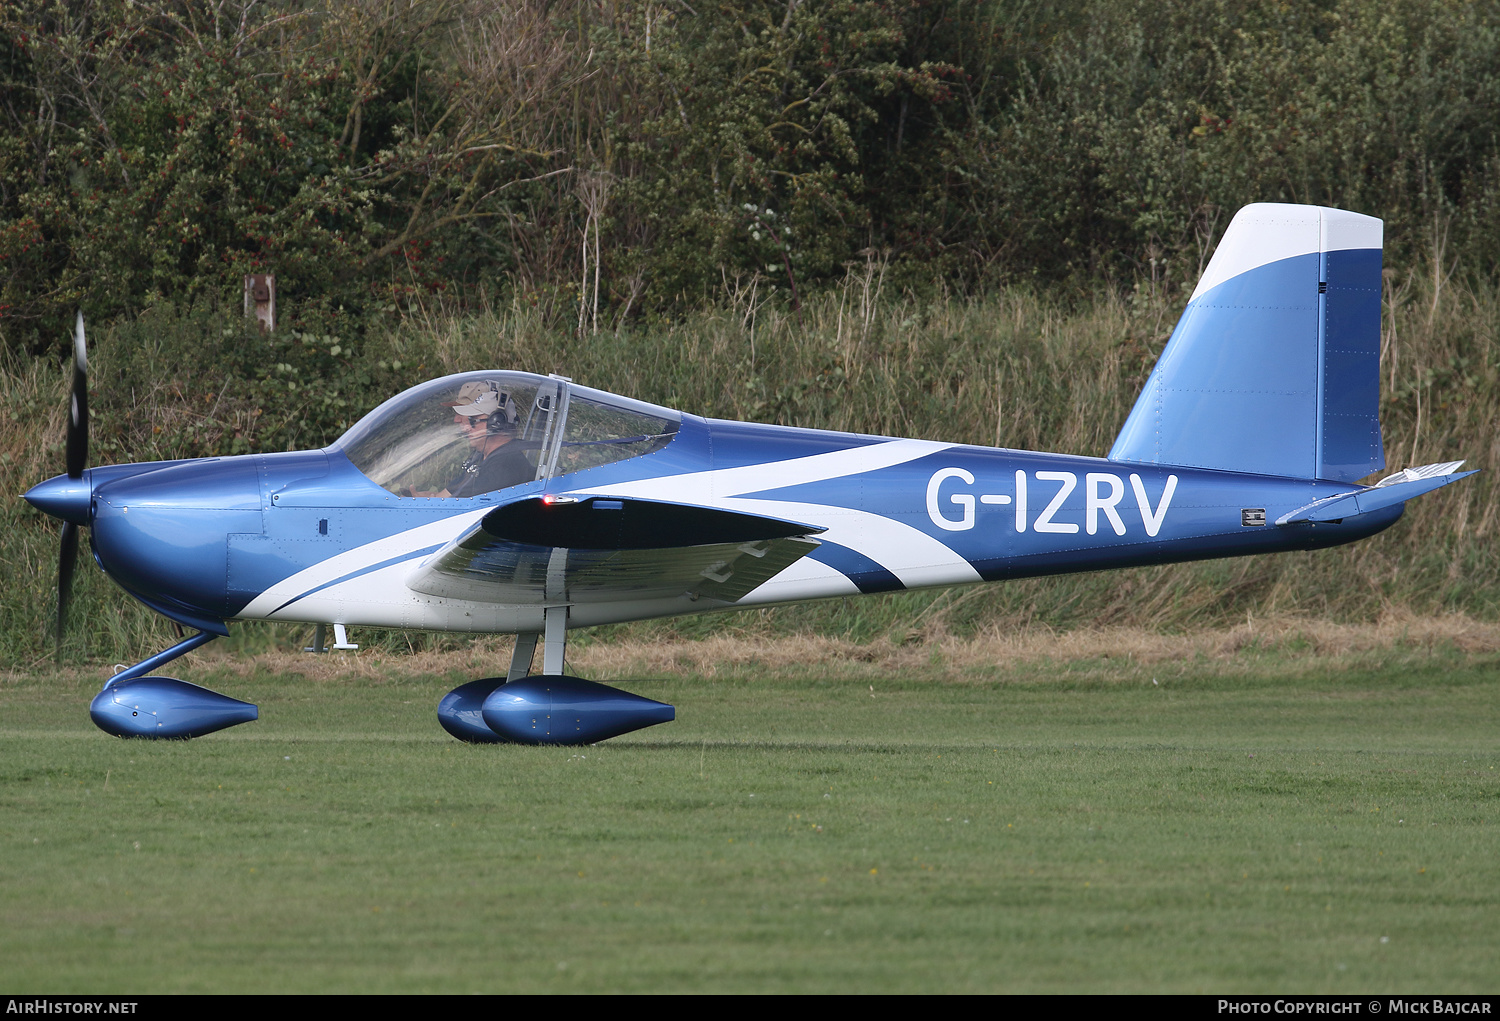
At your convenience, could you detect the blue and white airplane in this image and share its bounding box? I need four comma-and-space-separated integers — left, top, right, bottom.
25, 203, 1476, 744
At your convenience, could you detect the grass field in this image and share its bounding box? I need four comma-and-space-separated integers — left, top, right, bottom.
1, 629, 1497, 994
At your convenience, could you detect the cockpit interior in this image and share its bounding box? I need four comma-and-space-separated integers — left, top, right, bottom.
337, 371, 680, 498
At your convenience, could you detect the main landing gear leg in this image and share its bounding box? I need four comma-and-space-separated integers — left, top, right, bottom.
436, 605, 675, 746
542, 604, 567, 675
89, 631, 258, 739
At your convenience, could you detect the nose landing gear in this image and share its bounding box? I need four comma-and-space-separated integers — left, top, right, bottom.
88, 631, 258, 739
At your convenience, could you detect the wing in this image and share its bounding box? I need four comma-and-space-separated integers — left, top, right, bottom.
406, 495, 825, 605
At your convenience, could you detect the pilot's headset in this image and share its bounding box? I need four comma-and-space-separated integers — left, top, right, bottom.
446, 380, 520, 433
486, 388, 519, 434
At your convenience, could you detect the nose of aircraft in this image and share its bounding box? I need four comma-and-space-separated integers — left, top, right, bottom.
24, 472, 93, 525
89, 457, 265, 627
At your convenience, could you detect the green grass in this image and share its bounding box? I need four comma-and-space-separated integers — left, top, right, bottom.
2, 648, 1496, 993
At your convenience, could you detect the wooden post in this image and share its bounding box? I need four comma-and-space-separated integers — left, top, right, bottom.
244, 274, 275, 332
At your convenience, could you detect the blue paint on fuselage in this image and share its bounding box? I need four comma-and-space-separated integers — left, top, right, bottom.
705, 420, 1403, 580
805, 543, 905, 593
82, 415, 716, 627
75, 399, 1406, 633
91, 456, 264, 626
264, 543, 447, 615
706, 418, 883, 470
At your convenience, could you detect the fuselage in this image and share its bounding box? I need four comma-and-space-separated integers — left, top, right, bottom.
38, 409, 1398, 637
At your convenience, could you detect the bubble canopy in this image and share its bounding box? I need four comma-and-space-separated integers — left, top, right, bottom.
336, 371, 681, 497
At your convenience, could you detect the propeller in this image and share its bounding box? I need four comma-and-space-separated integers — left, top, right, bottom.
57, 311, 88, 654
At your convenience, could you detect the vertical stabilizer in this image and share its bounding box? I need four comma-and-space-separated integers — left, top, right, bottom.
1109, 203, 1384, 481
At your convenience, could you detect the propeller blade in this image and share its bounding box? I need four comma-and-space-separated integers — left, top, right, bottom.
58, 312, 89, 656
65, 311, 88, 480
58, 520, 78, 654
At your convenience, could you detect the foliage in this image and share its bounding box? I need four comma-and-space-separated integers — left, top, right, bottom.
4, 0, 1500, 354
990, 0, 1500, 282
90, 300, 427, 463
591, 0, 977, 308
0, 0, 576, 351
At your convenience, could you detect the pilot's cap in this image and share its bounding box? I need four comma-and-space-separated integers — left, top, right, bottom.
444, 380, 518, 423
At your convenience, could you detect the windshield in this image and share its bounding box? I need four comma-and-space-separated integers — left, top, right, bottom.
337, 371, 680, 497
556, 393, 680, 474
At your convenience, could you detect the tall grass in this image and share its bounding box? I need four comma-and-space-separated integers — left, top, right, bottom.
3, 259, 1495, 666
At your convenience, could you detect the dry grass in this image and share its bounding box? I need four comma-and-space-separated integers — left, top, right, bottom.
558, 612, 1500, 678
156, 612, 1500, 688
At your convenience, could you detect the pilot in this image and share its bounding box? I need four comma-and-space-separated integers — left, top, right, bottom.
415, 380, 536, 498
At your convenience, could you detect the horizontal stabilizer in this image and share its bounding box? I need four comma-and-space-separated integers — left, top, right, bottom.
1277, 462, 1476, 525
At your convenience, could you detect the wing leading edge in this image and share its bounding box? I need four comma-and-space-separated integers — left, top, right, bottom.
406, 495, 825, 605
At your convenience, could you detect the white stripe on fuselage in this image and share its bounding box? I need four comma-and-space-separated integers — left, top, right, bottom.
733, 551, 861, 604
236, 506, 491, 619
237, 437, 973, 623
570, 437, 982, 588
627, 435, 954, 499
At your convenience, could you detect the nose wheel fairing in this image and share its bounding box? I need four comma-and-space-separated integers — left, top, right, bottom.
90, 676, 258, 739
86, 631, 258, 740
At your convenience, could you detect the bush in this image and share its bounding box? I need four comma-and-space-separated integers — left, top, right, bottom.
1, 0, 1498, 356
